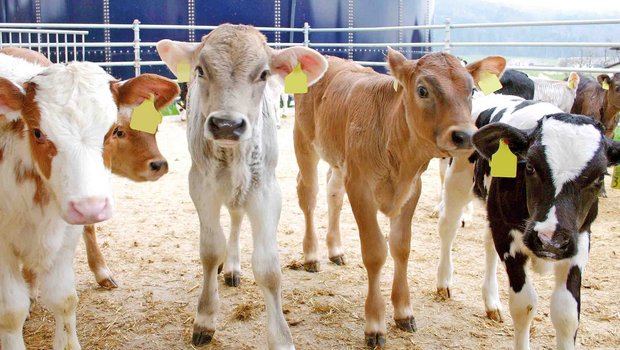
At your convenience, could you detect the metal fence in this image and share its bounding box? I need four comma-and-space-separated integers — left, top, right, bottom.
1, 18, 619, 76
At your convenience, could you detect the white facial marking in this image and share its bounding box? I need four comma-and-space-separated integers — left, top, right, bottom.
534, 206, 558, 241
541, 118, 601, 197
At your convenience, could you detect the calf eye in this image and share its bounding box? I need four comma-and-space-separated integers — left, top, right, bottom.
32, 128, 46, 143
525, 163, 535, 175
417, 86, 429, 98
113, 127, 126, 139
195, 66, 205, 77
259, 70, 270, 82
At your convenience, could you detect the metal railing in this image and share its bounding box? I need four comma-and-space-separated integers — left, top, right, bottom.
0, 28, 87, 63
1, 18, 619, 76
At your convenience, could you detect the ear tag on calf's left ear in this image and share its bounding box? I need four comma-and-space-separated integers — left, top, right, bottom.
478, 71, 503, 96
602, 81, 610, 90
393, 79, 399, 92
612, 166, 620, 190
285, 63, 308, 94
130, 95, 162, 134
490, 139, 517, 178
176, 62, 191, 83
568, 80, 576, 90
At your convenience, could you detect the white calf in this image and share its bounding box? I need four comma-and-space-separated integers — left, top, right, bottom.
156, 24, 327, 349
532, 72, 579, 113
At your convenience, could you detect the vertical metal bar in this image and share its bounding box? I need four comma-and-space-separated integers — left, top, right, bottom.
18, 32, 23, 47
133, 19, 141, 76
28, 32, 32, 49
46, 33, 50, 58
55, 33, 60, 62
444, 17, 451, 53
64, 33, 68, 62
81, 34, 86, 61
9, 32, 13, 45
303, 22, 310, 47
73, 34, 78, 61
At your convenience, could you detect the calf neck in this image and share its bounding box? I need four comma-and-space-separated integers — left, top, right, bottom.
293, 49, 506, 347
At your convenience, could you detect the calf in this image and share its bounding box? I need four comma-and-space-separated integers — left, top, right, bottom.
497, 69, 535, 100
473, 114, 619, 349
0, 56, 119, 349
0, 48, 180, 289
571, 72, 620, 138
531, 72, 579, 113
294, 50, 506, 347
156, 24, 328, 348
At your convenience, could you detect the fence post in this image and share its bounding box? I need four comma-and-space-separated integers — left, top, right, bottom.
303, 22, 310, 47
444, 17, 451, 53
132, 19, 141, 76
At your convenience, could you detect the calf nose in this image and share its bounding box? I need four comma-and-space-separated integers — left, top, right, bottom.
451, 129, 473, 149
207, 116, 246, 140
66, 197, 113, 225
149, 160, 168, 173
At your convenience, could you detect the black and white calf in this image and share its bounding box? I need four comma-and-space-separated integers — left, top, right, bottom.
473, 113, 620, 349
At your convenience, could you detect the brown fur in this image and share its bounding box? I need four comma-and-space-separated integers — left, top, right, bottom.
294, 51, 506, 344
13, 160, 50, 207
571, 73, 620, 138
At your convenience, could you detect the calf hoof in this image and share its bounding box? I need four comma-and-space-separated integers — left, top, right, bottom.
217, 263, 223, 274
436, 287, 451, 300
304, 261, 320, 273
224, 272, 241, 287
192, 326, 215, 346
329, 255, 346, 266
98, 277, 118, 290
395, 316, 417, 333
365, 333, 386, 349
486, 309, 503, 323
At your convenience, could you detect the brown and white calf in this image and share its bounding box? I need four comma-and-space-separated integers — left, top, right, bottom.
0, 56, 119, 349
294, 50, 505, 347
1, 47, 180, 289
156, 24, 328, 349
571, 72, 620, 138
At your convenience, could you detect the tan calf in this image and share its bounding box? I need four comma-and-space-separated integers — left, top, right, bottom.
294, 49, 505, 347
2, 47, 180, 289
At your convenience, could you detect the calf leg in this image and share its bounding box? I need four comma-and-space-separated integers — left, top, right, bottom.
436, 155, 474, 299
246, 182, 294, 349
83, 224, 117, 289
346, 179, 387, 348
294, 127, 321, 272
430, 157, 450, 218
505, 252, 537, 350
551, 232, 589, 350
389, 182, 420, 333
0, 248, 29, 350
190, 171, 226, 346
224, 208, 244, 287
38, 228, 82, 350
482, 228, 502, 321
326, 167, 346, 265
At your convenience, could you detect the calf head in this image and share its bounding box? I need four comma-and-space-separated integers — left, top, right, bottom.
474, 114, 620, 260
387, 48, 506, 156
107, 73, 180, 181
156, 24, 327, 147
597, 73, 620, 136
0, 62, 118, 224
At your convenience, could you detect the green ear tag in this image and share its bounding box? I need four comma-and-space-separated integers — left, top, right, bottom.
478, 71, 503, 95
130, 95, 162, 134
490, 139, 517, 178
160, 102, 180, 117
612, 166, 620, 190
602, 81, 610, 91
393, 79, 399, 92
176, 62, 191, 83
284, 63, 308, 94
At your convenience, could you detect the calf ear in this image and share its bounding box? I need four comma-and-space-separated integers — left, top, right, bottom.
606, 139, 620, 166
156, 39, 200, 78
473, 122, 529, 160
0, 78, 25, 121
597, 74, 611, 86
567, 72, 580, 90
270, 46, 328, 86
115, 74, 181, 110
467, 56, 507, 87
387, 47, 413, 85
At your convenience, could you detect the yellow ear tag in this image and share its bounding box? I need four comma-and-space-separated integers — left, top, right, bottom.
568, 80, 576, 90
284, 63, 308, 94
393, 79, 399, 92
176, 62, 191, 83
478, 71, 503, 96
490, 139, 517, 178
612, 165, 620, 190
602, 81, 610, 91
130, 95, 162, 134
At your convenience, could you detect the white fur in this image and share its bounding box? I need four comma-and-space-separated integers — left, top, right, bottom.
533, 206, 558, 240
0, 57, 116, 349
532, 76, 578, 113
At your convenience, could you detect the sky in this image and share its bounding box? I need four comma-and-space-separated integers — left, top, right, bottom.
480, 0, 620, 14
